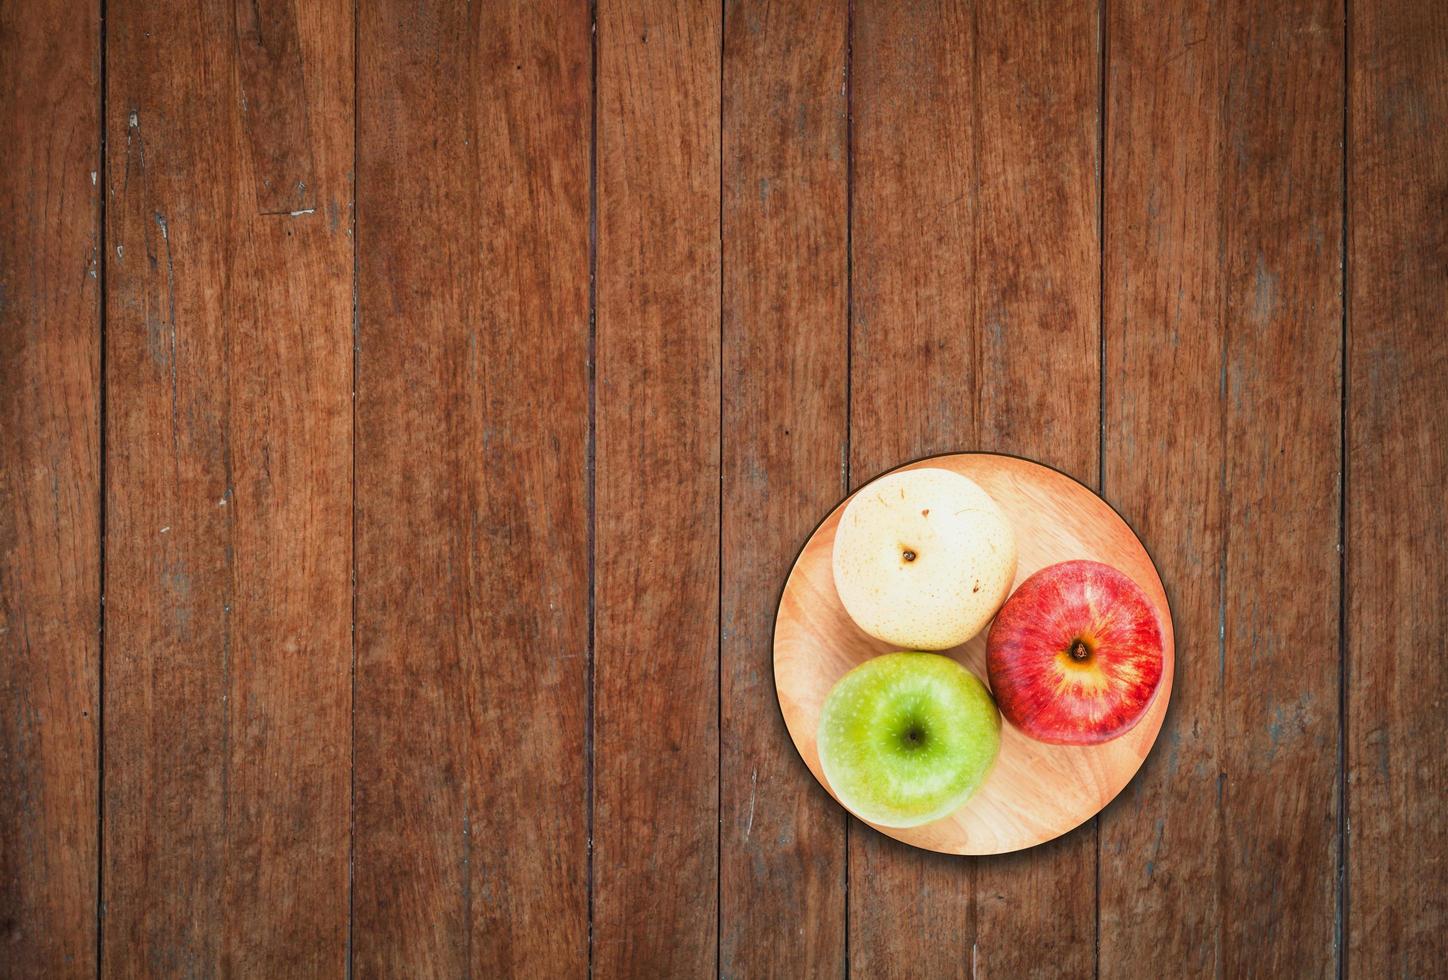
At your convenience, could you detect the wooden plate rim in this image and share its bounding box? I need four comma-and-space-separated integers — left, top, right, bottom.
770, 449, 1176, 855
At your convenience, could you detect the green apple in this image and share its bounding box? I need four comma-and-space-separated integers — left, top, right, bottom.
832, 467, 1017, 649
818, 652, 1000, 827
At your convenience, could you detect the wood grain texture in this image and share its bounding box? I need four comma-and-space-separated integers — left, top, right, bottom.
103, 0, 353, 974
1102, 1, 1347, 973
0, 0, 101, 973
1217, 0, 1343, 972
1100, 0, 1226, 974
1347, 0, 1448, 973
776, 455, 1173, 855
7, 0, 1448, 971
353, 0, 591, 975
353, 6, 476, 970
594, 1, 721, 974
969, 2, 1101, 974
848, 1, 981, 969
850, 0, 1100, 973
234, 0, 318, 215
720, 0, 848, 976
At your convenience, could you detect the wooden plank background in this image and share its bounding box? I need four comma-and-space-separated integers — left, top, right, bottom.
1, 0, 1443, 976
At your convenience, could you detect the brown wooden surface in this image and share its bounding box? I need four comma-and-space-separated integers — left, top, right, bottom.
102, 0, 353, 975
1347, 0, 1448, 974
970, 3, 1102, 975
1218, 0, 1344, 970
1102, 1, 1346, 975
850, 0, 1102, 974
848, 3, 981, 970
719, 0, 848, 976
3, 0, 1446, 976
354, 1, 591, 976
1100, 0, 1227, 972
0, 0, 100, 974
594, 1, 721, 975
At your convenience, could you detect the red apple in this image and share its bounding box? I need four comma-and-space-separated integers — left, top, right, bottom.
986, 559, 1164, 745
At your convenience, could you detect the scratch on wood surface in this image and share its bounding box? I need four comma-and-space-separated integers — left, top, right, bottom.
154, 211, 181, 462
745, 769, 757, 840
1251, 253, 1280, 324
1145, 816, 1165, 882
122, 109, 143, 194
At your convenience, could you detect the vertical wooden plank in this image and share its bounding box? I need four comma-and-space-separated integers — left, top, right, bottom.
1348, 0, 1448, 973
594, 0, 721, 974
0, 0, 101, 974
354, 0, 592, 975
457, 8, 592, 972
234, 0, 319, 214
720, 0, 847, 976
970, 1, 1101, 974
974, 0, 1101, 467
103, 0, 353, 973
849, 2, 978, 970
1217, 0, 1342, 972
353, 4, 472, 970
850, 0, 976, 471
1102, 0, 1344, 974
1100, 0, 1225, 974
850, 0, 1100, 973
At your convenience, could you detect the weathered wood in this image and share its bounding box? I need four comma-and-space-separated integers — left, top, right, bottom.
1347, 0, 1448, 973
353, 0, 591, 975
849, 2, 980, 970
353, 6, 475, 971
6, 0, 1441, 969
103, 0, 353, 973
593, 0, 721, 974
1217, 0, 1344, 973
1100, 0, 1226, 973
1104, 0, 1345, 973
850, 0, 1100, 973
234, 0, 317, 214
970, 0, 1101, 973
0, 0, 101, 974
720, 0, 848, 974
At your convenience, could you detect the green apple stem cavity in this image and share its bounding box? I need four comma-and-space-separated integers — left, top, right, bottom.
817, 652, 1001, 828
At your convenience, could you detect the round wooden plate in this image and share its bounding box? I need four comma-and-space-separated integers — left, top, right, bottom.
774, 452, 1174, 855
